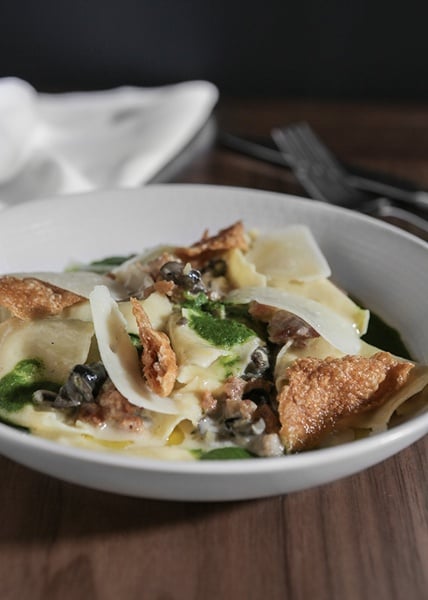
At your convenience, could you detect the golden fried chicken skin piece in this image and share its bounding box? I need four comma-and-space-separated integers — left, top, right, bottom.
278, 352, 413, 452
175, 221, 248, 266
131, 297, 178, 397
0, 276, 84, 319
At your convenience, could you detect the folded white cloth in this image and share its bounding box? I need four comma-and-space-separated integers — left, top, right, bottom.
0, 77, 218, 209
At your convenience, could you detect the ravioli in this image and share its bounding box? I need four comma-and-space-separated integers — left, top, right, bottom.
245, 225, 331, 282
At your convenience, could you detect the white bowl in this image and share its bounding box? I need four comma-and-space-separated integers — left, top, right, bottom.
0, 184, 427, 501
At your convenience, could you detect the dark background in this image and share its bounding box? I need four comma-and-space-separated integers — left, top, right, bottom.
0, 0, 427, 100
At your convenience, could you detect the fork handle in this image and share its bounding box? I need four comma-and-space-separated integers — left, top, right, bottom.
219, 131, 428, 214
368, 198, 428, 234
347, 174, 428, 213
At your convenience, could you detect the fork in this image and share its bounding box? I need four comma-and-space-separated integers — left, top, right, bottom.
271, 122, 428, 234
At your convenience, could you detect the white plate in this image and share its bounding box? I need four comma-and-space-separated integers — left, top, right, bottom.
0, 184, 427, 501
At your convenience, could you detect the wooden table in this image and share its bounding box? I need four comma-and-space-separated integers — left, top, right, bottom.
1, 99, 427, 600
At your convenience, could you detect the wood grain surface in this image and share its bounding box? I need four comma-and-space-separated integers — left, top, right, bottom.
0, 98, 427, 600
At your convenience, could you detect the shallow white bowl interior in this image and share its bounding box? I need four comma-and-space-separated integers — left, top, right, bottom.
0, 184, 427, 501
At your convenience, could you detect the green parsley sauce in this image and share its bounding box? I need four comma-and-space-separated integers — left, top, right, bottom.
187, 309, 255, 349
350, 295, 413, 359
0, 359, 59, 413
217, 355, 241, 378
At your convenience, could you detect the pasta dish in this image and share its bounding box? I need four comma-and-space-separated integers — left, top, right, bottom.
0, 222, 427, 460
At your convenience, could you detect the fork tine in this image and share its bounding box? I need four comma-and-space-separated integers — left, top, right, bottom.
276, 122, 345, 179
272, 123, 369, 208
271, 127, 303, 167
286, 123, 323, 167
294, 123, 345, 173
272, 125, 323, 181
272, 127, 329, 201
272, 122, 428, 233
273, 123, 328, 173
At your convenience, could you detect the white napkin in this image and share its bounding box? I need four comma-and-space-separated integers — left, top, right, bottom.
0, 77, 218, 209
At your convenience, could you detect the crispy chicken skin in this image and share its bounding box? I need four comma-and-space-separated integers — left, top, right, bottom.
278, 352, 414, 452
174, 221, 248, 265
0, 276, 84, 319
131, 297, 178, 397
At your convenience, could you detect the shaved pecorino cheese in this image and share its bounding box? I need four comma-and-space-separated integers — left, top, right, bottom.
227, 286, 362, 355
